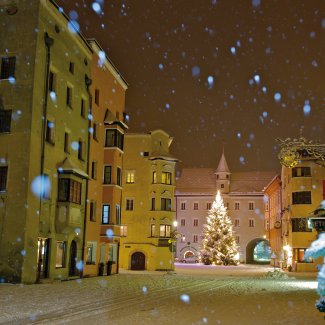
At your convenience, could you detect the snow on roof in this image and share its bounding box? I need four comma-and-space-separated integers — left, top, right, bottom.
176, 168, 276, 194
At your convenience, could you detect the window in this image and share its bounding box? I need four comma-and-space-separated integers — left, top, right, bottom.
116, 204, 121, 224
193, 202, 198, 210
90, 201, 96, 221
64, 132, 70, 153
0, 166, 8, 191
120, 225, 128, 237
206, 202, 212, 210
180, 202, 186, 210
265, 220, 270, 231
181, 235, 186, 243
46, 120, 55, 144
102, 204, 110, 224
93, 122, 98, 140
248, 219, 255, 227
86, 242, 97, 264
91, 161, 97, 179
161, 198, 171, 211
103, 166, 112, 184
292, 167, 311, 177
234, 219, 240, 227
126, 198, 134, 211
81, 98, 86, 118
58, 178, 82, 204
225, 202, 229, 209
194, 219, 198, 227
66, 86, 72, 108
292, 191, 311, 204
151, 197, 156, 210
293, 248, 313, 263
235, 202, 240, 210
248, 202, 255, 210
159, 224, 171, 237
69, 62, 74, 74
49, 71, 56, 92
0, 109, 12, 133
105, 129, 124, 150
221, 184, 224, 189
117, 167, 122, 186
1, 56, 16, 79
55, 241, 66, 268
180, 219, 185, 226
150, 224, 156, 237
235, 236, 240, 244
78, 140, 84, 160
143, 151, 149, 157
126, 171, 135, 184
292, 218, 312, 232
152, 171, 157, 183
95, 89, 100, 105
162, 172, 172, 185
193, 235, 198, 243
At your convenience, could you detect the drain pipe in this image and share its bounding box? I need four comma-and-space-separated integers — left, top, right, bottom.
36, 32, 54, 283
80, 74, 92, 278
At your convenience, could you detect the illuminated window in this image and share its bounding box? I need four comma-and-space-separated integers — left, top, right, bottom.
150, 224, 156, 237
162, 172, 172, 185
120, 225, 128, 237
159, 224, 171, 237
152, 171, 157, 183
126, 171, 135, 184
55, 241, 66, 268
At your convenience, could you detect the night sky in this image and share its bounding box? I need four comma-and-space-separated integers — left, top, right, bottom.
57, 0, 324, 172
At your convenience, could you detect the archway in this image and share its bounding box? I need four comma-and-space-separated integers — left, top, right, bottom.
131, 252, 145, 270
246, 238, 271, 264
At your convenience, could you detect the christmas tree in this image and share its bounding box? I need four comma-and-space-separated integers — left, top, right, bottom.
200, 191, 239, 266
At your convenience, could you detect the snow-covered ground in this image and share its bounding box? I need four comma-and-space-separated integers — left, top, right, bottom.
0, 264, 323, 325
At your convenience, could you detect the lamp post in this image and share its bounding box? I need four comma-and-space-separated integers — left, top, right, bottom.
271, 252, 276, 271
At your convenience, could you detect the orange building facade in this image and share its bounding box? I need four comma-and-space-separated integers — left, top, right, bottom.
83, 39, 128, 276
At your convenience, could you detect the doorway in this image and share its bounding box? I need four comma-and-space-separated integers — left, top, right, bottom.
69, 240, 77, 276
131, 252, 145, 270
37, 238, 49, 279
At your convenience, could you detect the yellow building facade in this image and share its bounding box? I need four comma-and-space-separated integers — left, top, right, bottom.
119, 130, 178, 271
0, 0, 92, 283
264, 175, 282, 267
83, 39, 128, 277
278, 137, 325, 272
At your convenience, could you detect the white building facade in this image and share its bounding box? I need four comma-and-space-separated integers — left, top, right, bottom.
175, 153, 276, 263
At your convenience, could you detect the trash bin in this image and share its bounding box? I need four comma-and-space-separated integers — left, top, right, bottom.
107, 261, 113, 276
98, 262, 104, 276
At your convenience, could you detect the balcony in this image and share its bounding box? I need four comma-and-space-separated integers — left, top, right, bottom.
55, 204, 82, 234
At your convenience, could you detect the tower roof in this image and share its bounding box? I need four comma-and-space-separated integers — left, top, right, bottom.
216, 152, 230, 173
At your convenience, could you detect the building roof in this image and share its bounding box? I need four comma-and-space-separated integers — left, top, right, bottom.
176, 168, 276, 195
216, 152, 230, 173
